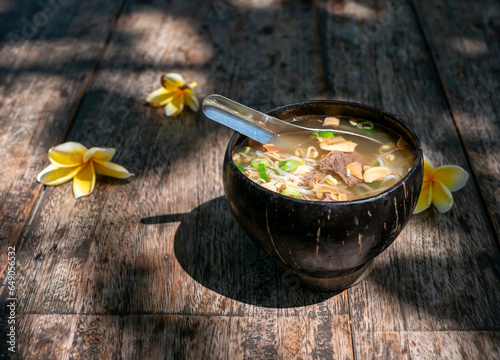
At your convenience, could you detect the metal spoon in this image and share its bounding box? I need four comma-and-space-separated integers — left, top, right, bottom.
202, 94, 381, 147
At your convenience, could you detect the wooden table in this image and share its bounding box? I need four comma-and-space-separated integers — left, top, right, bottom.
1, 0, 499, 358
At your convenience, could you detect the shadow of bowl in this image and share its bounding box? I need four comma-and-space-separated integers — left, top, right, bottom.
142, 196, 338, 308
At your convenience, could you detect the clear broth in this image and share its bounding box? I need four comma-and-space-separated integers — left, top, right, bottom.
233, 115, 415, 201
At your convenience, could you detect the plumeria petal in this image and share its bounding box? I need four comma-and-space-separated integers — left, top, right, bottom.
165, 92, 184, 117
146, 87, 178, 107
37, 164, 83, 186
184, 89, 199, 112
161, 73, 185, 90
94, 160, 133, 179
73, 161, 96, 199
423, 155, 434, 181
431, 180, 454, 213
48, 142, 87, 167
413, 183, 432, 214
83, 147, 115, 163
432, 165, 469, 192
188, 81, 198, 89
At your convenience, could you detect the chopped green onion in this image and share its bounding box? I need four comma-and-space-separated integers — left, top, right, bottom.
281, 188, 301, 199
279, 159, 300, 172
250, 158, 269, 169
318, 131, 335, 138
244, 146, 251, 154
258, 163, 269, 182
368, 181, 381, 187
267, 166, 279, 174
365, 130, 374, 138
236, 165, 245, 172
375, 161, 380, 166
357, 121, 374, 130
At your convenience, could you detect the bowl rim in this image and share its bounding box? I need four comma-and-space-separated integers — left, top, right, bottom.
226, 99, 423, 205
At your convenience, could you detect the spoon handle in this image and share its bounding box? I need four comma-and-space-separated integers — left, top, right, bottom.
202, 94, 295, 144
202, 94, 382, 146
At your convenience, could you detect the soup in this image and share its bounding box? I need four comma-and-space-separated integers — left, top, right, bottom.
232, 115, 415, 201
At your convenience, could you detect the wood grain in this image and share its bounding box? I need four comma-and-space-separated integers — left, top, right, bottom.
0, 0, 125, 282
1, 314, 354, 359
0, 314, 122, 359
0, 0, 358, 356
1, 0, 499, 358
320, 0, 500, 333
411, 0, 500, 242
354, 331, 500, 359
7, 0, 346, 317
0, 314, 73, 359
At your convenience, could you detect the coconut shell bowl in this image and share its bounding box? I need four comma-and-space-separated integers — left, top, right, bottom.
223, 100, 424, 291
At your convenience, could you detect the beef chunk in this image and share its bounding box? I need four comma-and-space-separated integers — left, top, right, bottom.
300, 170, 325, 188
318, 151, 361, 187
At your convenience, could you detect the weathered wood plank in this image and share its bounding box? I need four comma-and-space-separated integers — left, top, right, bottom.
4, 0, 498, 358
354, 331, 500, 360
0, 0, 126, 282
120, 315, 277, 359
1, 314, 354, 359
64, 315, 122, 360
8, 0, 349, 320
0, 314, 73, 359
320, 0, 500, 334
0, 314, 122, 359
3, 2, 355, 357
411, 0, 500, 242
277, 311, 354, 359
120, 314, 353, 359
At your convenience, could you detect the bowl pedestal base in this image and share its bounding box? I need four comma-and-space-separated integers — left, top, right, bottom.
278, 260, 375, 292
